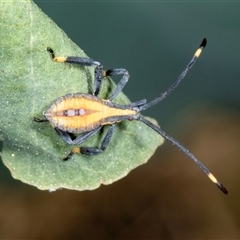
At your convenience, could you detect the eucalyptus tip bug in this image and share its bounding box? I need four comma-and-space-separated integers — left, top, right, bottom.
34, 38, 228, 194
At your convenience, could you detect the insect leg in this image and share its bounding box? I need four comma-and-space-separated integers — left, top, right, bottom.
104, 69, 130, 101
54, 127, 102, 161
54, 126, 102, 145
93, 65, 104, 97
34, 117, 48, 122
47, 47, 104, 97
65, 124, 115, 160
125, 99, 147, 108
47, 47, 101, 67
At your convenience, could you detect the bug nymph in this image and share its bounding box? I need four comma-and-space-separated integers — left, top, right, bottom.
34, 39, 228, 194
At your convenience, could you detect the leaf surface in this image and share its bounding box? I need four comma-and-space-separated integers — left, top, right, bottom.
0, 1, 164, 190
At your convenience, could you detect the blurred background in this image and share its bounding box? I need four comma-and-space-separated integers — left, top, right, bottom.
1, 1, 240, 238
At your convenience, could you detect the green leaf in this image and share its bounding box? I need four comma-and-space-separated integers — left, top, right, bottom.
0, 1, 164, 190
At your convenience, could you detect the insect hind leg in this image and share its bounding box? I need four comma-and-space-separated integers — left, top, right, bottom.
104, 69, 130, 101
34, 117, 48, 122
64, 124, 115, 160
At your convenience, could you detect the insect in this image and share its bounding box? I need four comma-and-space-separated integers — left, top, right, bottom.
34, 38, 228, 194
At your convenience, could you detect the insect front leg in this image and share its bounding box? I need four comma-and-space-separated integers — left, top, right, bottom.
47, 47, 101, 67
47, 47, 104, 96
34, 117, 48, 122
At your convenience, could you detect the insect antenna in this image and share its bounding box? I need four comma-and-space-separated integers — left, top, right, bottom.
136, 116, 228, 194
135, 38, 228, 194
138, 38, 207, 112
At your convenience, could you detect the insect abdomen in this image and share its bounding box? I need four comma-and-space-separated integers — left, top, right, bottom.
44, 93, 136, 133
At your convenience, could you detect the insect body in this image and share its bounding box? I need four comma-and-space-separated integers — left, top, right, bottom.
34, 39, 228, 194
44, 93, 137, 133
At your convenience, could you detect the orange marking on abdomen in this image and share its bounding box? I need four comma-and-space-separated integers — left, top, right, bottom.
45, 94, 136, 133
